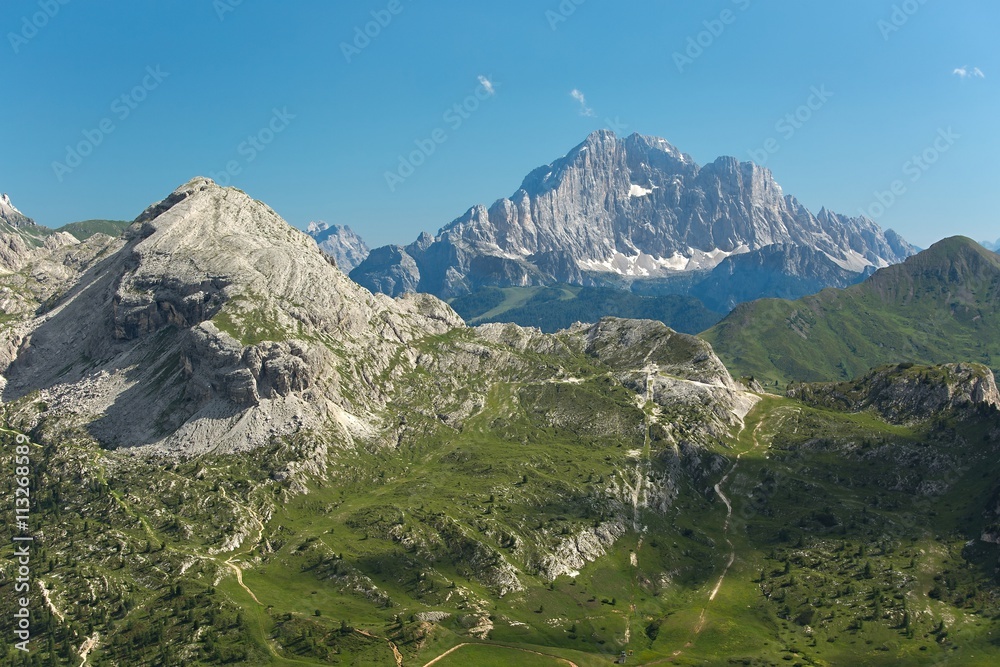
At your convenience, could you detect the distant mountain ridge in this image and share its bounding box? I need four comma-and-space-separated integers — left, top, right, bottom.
351, 130, 916, 307
306, 221, 370, 272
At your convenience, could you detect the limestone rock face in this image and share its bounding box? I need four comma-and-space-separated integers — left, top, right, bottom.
0, 234, 32, 272
788, 363, 1000, 424
351, 130, 916, 301
0, 193, 35, 229
0, 177, 463, 453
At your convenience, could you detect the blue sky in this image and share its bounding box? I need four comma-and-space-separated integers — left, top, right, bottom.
1, 0, 997, 249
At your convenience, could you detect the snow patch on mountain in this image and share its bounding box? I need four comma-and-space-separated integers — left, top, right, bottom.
629, 184, 655, 198
579, 246, 744, 276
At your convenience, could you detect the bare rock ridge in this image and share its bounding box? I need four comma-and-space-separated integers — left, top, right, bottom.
788, 362, 1000, 424
351, 130, 916, 308
1, 193, 35, 229
1, 192, 55, 256
1, 177, 462, 453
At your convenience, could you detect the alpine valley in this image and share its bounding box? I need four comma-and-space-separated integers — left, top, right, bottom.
2, 175, 1000, 667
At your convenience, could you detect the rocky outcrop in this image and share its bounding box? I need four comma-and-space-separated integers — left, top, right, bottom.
351, 130, 916, 302
0, 234, 32, 272
538, 521, 627, 581
788, 363, 1000, 424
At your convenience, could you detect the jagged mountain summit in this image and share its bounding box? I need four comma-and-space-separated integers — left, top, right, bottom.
351, 130, 916, 305
1, 193, 34, 228
306, 220, 371, 272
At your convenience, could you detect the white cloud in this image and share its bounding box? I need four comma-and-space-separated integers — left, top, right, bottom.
570, 88, 595, 117
953, 66, 985, 79
477, 75, 496, 96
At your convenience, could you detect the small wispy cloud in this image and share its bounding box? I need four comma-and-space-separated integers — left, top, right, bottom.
570, 88, 595, 117
478, 75, 496, 96
953, 66, 985, 79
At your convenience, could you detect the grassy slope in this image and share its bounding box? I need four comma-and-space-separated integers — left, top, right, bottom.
702, 237, 1000, 386
56, 219, 131, 240
0, 219, 52, 246
4, 350, 1000, 665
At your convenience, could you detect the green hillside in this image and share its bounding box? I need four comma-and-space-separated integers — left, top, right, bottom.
5, 345, 1000, 665
56, 219, 131, 240
702, 237, 1000, 386
450, 284, 722, 334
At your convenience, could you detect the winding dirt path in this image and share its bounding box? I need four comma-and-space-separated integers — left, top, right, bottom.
225, 560, 263, 605
78, 633, 99, 666
666, 415, 769, 661
356, 629, 403, 667
422, 642, 579, 667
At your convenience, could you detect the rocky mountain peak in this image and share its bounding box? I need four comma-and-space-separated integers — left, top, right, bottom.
305, 221, 371, 273
351, 131, 917, 300
0, 192, 35, 228
1, 177, 462, 453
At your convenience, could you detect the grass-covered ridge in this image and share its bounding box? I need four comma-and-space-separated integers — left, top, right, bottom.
56, 219, 131, 240
702, 236, 1000, 386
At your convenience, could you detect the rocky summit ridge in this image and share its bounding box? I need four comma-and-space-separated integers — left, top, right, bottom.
0, 178, 463, 453
351, 130, 916, 302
